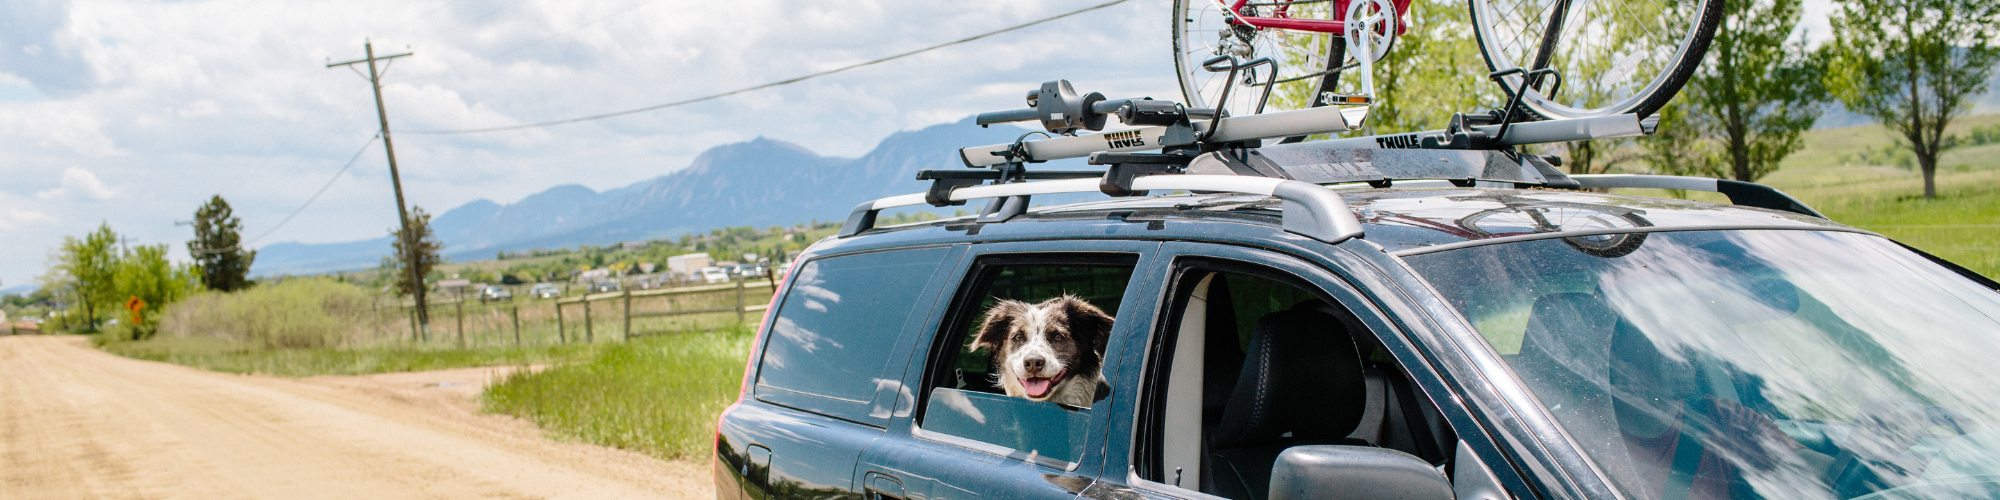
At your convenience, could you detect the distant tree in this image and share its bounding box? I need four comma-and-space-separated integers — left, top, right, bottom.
1681, 0, 1826, 182
45, 223, 120, 331
112, 244, 199, 340
389, 206, 443, 330
189, 195, 257, 291
1823, 0, 2000, 198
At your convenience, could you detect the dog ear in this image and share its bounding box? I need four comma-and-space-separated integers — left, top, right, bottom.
1056, 296, 1116, 355
969, 299, 1028, 353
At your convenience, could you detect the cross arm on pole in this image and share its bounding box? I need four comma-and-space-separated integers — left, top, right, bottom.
326, 52, 413, 68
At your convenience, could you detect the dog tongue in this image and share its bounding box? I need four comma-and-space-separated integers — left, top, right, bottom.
1023, 378, 1053, 398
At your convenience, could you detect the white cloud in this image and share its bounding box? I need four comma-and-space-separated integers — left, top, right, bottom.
0, 209, 55, 230
35, 167, 121, 201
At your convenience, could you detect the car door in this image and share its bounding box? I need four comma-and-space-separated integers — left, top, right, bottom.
720, 244, 966, 500
855, 240, 1164, 500
1081, 241, 1538, 500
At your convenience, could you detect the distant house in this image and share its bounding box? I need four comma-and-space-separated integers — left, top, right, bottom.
577, 269, 613, 282
437, 279, 473, 293
667, 253, 713, 275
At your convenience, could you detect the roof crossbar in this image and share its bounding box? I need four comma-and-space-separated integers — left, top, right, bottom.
840, 174, 1365, 243
1569, 174, 1826, 218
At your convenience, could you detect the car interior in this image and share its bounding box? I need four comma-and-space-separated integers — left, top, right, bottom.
1139, 265, 1458, 500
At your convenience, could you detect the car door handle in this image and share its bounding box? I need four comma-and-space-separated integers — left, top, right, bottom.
865, 472, 906, 500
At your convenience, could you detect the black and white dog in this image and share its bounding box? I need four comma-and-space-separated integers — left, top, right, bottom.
969, 295, 1114, 408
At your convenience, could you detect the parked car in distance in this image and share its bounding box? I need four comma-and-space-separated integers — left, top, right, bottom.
634, 274, 665, 290
700, 267, 730, 284
589, 280, 621, 293
477, 285, 512, 302
529, 283, 561, 299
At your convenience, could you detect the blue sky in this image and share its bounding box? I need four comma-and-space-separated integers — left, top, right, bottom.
0, 0, 1853, 289
0, 0, 1186, 288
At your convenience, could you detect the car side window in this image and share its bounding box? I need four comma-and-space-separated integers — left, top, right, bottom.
1133, 260, 1458, 499
756, 247, 952, 402
917, 255, 1138, 468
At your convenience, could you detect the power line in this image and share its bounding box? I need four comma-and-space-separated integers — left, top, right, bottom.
403, 0, 1132, 135
245, 134, 380, 246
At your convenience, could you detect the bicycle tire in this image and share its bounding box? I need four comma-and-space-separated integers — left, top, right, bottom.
1469, 0, 1722, 120
1172, 0, 1348, 118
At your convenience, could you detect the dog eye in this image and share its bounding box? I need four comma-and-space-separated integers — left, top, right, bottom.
1054, 333, 1069, 341
1012, 333, 1025, 342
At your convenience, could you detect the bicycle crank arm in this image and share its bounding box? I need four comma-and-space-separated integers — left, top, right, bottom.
1311, 113, 1658, 150
961, 105, 1369, 167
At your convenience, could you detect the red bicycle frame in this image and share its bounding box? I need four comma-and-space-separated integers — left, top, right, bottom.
1219, 0, 1411, 34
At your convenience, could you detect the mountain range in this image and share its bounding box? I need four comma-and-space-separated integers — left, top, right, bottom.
254, 117, 1052, 276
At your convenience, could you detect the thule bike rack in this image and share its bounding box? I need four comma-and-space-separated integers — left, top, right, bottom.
840, 76, 1819, 241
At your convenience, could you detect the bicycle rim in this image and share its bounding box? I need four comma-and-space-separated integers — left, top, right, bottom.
1469, 0, 1721, 119
1173, 0, 1343, 117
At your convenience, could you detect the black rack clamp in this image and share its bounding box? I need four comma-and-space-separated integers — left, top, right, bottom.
1090, 152, 1194, 197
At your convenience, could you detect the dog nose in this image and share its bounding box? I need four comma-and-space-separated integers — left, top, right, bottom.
1024, 357, 1046, 373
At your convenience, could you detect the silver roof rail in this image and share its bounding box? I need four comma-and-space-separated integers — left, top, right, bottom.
839, 174, 1365, 243
1570, 174, 1825, 218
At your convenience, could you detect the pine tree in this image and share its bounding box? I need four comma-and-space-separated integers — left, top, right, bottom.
189, 195, 257, 291
391, 206, 444, 332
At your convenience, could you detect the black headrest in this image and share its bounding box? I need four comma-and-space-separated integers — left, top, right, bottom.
1212, 305, 1366, 448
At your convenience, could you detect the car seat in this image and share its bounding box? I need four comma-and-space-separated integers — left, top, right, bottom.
1201, 305, 1368, 500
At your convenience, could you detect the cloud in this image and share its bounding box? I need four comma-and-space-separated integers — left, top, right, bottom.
35, 167, 120, 201
0, 209, 55, 230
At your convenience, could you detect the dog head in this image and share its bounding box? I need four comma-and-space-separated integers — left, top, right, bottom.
968, 295, 1114, 402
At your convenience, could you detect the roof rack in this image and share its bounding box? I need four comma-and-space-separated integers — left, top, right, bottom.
840, 174, 1364, 243
837, 79, 1825, 239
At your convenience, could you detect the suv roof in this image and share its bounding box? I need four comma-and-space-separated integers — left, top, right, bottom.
832, 186, 1854, 256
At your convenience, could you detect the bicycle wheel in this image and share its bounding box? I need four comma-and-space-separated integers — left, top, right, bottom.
1172, 0, 1348, 118
1469, 0, 1722, 119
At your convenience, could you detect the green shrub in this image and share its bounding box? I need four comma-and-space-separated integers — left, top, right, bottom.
483, 327, 754, 460
158, 278, 376, 349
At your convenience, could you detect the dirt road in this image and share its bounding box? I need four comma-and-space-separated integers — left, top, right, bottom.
0, 335, 711, 499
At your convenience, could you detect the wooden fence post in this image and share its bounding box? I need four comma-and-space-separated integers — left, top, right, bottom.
512, 305, 521, 346
623, 288, 633, 341
456, 297, 466, 349
735, 279, 746, 325
584, 295, 593, 343
556, 302, 566, 344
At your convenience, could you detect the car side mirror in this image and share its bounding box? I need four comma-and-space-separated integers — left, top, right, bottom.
1269, 446, 1454, 500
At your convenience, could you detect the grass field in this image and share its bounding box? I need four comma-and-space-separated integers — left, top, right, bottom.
1618, 114, 2000, 278
481, 327, 753, 461
98, 335, 608, 377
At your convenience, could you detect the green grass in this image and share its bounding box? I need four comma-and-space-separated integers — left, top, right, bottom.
97, 335, 607, 377
1616, 114, 2000, 279
481, 327, 754, 460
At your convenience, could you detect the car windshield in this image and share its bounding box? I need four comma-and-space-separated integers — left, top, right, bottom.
1402, 230, 2000, 500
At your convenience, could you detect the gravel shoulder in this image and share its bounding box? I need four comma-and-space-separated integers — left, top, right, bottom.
0, 335, 712, 499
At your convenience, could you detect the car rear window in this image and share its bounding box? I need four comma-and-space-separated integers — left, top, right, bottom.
757, 248, 952, 402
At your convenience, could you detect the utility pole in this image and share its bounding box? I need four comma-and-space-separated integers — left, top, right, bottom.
328, 40, 430, 337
